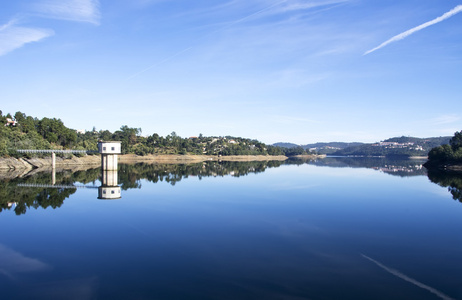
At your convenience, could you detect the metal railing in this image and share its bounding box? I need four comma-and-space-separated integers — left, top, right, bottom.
17, 183, 99, 189
16, 149, 92, 154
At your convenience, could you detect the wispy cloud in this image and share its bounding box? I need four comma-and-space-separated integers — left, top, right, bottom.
126, 46, 193, 80
362, 254, 455, 300
272, 0, 350, 14
210, 0, 351, 23
127, 0, 351, 80
364, 5, 462, 55
0, 244, 50, 279
0, 19, 19, 31
0, 20, 54, 56
33, 0, 101, 25
432, 114, 460, 125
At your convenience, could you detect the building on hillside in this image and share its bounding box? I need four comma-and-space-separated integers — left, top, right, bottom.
5, 118, 18, 127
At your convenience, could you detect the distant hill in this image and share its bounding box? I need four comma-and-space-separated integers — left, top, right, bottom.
333, 136, 451, 157
273, 142, 365, 154
274, 136, 452, 157
302, 142, 365, 154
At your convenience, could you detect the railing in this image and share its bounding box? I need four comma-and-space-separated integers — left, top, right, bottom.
17, 183, 99, 189
16, 149, 93, 154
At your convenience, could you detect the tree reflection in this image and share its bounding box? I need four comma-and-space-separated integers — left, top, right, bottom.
0, 168, 99, 215
117, 160, 284, 188
1, 161, 284, 215
11, 188, 77, 215
427, 169, 462, 203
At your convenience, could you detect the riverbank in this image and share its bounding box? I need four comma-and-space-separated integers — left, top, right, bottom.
120, 154, 289, 163
0, 154, 289, 170
291, 154, 327, 159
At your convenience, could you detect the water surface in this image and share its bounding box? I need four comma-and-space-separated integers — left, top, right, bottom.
0, 158, 461, 299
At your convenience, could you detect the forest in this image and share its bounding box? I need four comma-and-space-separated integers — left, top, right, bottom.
0, 110, 309, 158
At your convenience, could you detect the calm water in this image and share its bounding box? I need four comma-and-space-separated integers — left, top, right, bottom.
1, 158, 461, 300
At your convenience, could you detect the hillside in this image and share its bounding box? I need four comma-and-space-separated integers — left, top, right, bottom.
274, 136, 451, 157
273, 142, 365, 154
302, 142, 365, 154
333, 136, 451, 157
1, 111, 288, 158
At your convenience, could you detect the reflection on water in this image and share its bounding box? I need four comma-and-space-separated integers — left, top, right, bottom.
427, 168, 462, 203
292, 156, 428, 177
1, 161, 286, 215
1, 157, 462, 299
3, 158, 461, 216
98, 169, 121, 200
0, 169, 98, 215
117, 160, 285, 188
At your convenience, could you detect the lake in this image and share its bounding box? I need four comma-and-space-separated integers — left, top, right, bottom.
1, 157, 461, 300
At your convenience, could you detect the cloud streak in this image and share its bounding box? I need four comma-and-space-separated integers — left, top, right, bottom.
0, 244, 51, 279
0, 19, 19, 31
33, 0, 101, 25
362, 254, 455, 300
0, 20, 54, 56
364, 5, 462, 55
275, 0, 350, 13
126, 0, 350, 80
432, 114, 460, 125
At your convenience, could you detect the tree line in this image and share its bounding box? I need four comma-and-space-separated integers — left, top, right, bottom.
1, 110, 312, 157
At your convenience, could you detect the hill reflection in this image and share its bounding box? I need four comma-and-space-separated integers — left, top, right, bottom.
3, 158, 460, 215
289, 157, 428, 177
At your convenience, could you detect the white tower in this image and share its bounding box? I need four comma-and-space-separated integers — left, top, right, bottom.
98, 141, 121, 170
98, 141, 122, 200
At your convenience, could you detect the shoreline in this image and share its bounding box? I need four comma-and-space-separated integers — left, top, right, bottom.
291, 154, 327, 159
0, 154, 289, 171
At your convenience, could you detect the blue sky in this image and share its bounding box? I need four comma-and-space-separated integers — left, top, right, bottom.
1, 0, 462, 144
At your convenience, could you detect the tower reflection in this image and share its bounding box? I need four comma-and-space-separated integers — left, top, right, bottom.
98, 169, 121, 200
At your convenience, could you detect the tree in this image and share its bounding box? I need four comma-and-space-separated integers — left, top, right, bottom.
100, 130, 112, 141
119, 125, 140, 145
428, 144, 453, 161
14, 111, 26, 123
450, 130, 462, 151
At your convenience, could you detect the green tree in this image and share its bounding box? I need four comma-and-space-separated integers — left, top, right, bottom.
99, 130, 113, 141
428, 144, 453, 162
450, 130, 462, 151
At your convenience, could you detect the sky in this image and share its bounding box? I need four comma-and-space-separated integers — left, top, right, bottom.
1, 0, 462, 145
